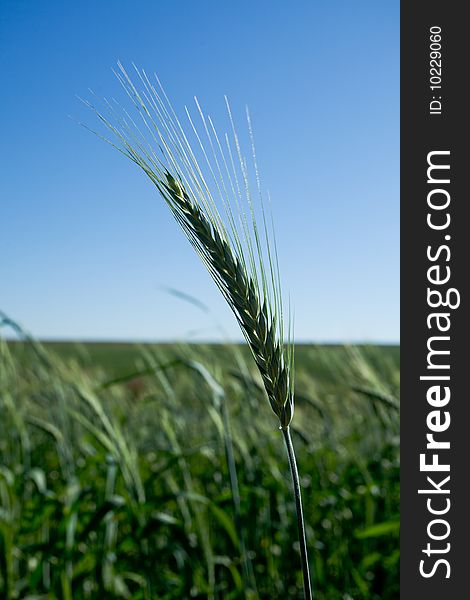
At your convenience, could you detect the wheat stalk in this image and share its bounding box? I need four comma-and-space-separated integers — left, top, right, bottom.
85, 63, 313, 599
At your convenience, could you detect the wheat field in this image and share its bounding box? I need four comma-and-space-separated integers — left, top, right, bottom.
0, 331, 399, 599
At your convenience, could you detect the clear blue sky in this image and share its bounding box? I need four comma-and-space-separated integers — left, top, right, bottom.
0, 0, 399, 343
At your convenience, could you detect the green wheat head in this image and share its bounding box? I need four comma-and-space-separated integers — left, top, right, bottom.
85, 63, 294, 429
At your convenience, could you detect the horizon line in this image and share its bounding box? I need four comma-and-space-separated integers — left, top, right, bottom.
4, 336, 400, 346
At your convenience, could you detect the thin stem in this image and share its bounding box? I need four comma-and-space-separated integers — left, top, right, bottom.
220, 393, 258, 595
282, 426, 313, 600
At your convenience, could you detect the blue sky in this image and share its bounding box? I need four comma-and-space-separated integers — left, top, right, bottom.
0, 0, 399, 343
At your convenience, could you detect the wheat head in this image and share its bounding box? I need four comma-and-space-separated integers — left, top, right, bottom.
85, 63, 294, 429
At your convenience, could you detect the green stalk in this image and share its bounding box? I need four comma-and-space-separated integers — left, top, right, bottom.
220, 392, 258, 596
282, 426, 313, 600
87, 64, 309, 599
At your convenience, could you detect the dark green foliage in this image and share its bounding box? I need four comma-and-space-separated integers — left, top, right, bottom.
0, 338, 399, 599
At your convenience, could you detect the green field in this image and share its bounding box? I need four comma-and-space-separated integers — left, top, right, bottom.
1, 336, 399, 599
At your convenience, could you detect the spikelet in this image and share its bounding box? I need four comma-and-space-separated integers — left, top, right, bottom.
86, 64, 294, 429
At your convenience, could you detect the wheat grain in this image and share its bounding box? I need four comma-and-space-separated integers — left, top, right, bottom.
85, 64, 294, 431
